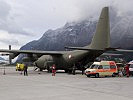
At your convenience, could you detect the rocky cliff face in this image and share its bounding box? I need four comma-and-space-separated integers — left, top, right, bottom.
17, 7, 133, 62
20, 20, 97, 51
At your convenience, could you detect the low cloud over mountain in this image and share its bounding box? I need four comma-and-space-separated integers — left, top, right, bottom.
16, 7, 133, 61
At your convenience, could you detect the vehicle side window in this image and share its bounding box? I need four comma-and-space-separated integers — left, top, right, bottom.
129, 64, 133, 68
110, 65, 116, 69
98, 65, 103, 69
103, 66, 110, 69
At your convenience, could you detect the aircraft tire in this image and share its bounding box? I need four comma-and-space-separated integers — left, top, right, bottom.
72, 69, 75, 75
39, 68, 43, 71
68, 70, 72, 74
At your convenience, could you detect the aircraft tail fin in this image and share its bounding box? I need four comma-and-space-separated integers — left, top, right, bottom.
90, 7, 110, 50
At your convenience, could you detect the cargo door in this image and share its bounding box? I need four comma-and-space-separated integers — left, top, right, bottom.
102, 65, 111, 76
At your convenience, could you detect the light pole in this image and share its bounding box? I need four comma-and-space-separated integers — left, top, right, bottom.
3, 64, 6, 75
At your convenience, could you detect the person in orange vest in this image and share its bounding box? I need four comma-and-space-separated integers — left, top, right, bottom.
125, 64, 130, 77
52, 64, 56, 76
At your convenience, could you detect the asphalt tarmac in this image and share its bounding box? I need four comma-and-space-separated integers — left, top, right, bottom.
0, 66, 133, 100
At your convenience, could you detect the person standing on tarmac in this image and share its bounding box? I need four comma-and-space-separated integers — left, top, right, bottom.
72, 64, 76, 75
81, 65, 84, 75
117, 64, 120, 77
52, 64, 56, 76
24, 63, 28, 76
125, 64, 130, 77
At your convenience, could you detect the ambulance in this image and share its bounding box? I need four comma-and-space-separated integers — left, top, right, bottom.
85, 61, 118, 78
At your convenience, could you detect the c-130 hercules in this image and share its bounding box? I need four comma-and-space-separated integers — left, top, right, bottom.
0, 7, 113, 72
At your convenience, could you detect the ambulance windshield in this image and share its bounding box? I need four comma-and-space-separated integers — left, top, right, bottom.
90, 64, 99, 69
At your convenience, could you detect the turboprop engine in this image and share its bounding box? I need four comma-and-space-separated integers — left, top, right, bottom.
22, 54, 38, 62
35, 55, 54, 70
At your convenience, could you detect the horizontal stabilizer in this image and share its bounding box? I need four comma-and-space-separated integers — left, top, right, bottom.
105, 47, 120, 51
115, 49, 133, 52
65, 46, 121, 52
102, 53, 123, 56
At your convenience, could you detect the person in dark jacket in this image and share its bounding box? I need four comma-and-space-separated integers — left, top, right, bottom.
24, 63, 28, 76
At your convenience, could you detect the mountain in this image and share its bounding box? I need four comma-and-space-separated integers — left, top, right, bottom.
17, 7, 133, 62
20, 20, 97, 51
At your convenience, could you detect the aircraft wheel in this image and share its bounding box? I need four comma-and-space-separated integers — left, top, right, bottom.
72, 69, 76, 75
68, 70, 72, 74
39, 68, 43, 71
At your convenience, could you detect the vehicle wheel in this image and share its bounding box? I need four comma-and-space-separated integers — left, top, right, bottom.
112, 73, 116, 77
87, 75, 90, 77
64, 70, 68, 73
95, 73, 99, 78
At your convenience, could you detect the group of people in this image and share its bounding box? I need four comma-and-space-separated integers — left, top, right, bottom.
22, 63, 131, 77
118, 64, 130, 77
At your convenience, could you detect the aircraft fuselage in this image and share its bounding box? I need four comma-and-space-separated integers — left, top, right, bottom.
35, 50, 103, 70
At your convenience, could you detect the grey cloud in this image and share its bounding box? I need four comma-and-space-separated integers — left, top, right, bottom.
0, 0, 10, 20
0, 0, 133, 35
0, 38, 19, 45
0, 0, 133, 49
71, 0, 133, 21
0, 0, 31, 35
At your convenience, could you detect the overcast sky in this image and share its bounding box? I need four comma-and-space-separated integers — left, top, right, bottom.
0, 0, 132, 49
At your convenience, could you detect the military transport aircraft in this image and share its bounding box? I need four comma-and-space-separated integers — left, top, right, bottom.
0, 7, 116, 72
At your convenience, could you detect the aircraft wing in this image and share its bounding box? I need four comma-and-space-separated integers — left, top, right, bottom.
101, 49, 133, 56
0, 49, 63, 55
65, 46, 104, 51
65, 46, 119, 51
101, 53, 123, 56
